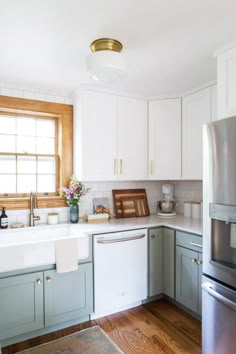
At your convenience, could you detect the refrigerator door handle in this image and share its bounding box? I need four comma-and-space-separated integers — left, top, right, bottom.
202, 282, 236, 311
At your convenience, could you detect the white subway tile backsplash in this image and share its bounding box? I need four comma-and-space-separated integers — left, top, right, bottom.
0, 82, 71, 104
3, 180, 203, 222
16, 214, 30, 226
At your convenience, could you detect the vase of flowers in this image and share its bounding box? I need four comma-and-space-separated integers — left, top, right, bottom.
59, 176, 90, 223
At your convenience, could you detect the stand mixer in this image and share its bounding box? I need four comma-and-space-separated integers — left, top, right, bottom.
157, 184, 176, 216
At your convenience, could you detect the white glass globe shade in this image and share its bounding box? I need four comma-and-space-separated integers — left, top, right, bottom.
86, 50, 127, 82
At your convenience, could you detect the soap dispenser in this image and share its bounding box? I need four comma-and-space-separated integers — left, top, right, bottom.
0, 207, 8, 229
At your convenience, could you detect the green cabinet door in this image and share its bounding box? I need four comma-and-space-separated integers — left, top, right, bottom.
163, 228, 175, 299
198, 255, 202, 315
176, 246, 199, 313
44, 263, 93, 326
0, 272, 44, 340
148, 228, 163, 297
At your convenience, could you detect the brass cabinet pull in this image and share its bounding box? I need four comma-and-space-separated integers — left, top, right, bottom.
150, 160, 154, 176
120, 159, 123, 175
36, 279, 42, 285
191, 258, 198, 263
46, 276, 52, 283
197, 260, 203, 265
151, 234, 155, 239
114, 159, 117, 175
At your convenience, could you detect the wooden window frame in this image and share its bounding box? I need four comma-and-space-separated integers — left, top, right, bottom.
0, 95, 73, 210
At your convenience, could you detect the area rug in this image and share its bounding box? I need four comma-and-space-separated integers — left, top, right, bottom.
16, 326, 123, 354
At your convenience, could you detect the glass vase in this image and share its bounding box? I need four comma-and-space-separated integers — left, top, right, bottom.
69, 204, 79, 223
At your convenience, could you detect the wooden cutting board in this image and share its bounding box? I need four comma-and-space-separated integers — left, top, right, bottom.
112, 189, 150, 218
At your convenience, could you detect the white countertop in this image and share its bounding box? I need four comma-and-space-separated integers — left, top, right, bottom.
0, 214, 202, 247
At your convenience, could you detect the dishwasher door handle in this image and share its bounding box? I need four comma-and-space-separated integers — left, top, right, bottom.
202, 282, 236, 311
96, 233, 146, 244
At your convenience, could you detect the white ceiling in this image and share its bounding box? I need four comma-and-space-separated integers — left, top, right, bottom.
0, 0, 236, 97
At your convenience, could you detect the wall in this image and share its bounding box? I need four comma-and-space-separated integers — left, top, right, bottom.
0, 82, 72, 104
5, 181, 202, 227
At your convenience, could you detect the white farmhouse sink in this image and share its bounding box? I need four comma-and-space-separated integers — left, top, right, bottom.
0, 224, 89, 273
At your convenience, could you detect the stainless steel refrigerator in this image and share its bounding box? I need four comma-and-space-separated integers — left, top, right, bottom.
202, 116, 236, 354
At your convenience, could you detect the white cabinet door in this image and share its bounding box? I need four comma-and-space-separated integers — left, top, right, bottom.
182, 87, 211, 180
74, 91, 117, 181
149, 99, 181, 179
117, 97, 147, 180
217, 46, 236, 119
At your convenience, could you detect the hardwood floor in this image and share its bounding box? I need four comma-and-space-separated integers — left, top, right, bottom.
2, 299, 201, 354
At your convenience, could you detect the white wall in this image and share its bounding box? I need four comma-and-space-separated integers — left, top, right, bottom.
0, 82, 72, 104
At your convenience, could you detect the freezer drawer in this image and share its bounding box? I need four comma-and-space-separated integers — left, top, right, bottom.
93, 229, 147, 316
202, 275, 236, 354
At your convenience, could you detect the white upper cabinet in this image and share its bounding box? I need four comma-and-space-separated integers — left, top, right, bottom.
117, 97, 147, 180
149, 98, 181, 180
217, 44, 236, 119
73, 91, 148, 181
73, 91, 117, 181
182, 87, 211, 180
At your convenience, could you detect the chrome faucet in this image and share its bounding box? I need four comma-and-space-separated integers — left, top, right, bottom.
29, 192, 40, 226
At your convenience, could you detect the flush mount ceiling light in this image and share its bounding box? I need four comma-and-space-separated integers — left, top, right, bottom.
86, 38, 127, 82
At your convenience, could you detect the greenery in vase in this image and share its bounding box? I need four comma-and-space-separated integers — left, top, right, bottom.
59, 176, 90, 206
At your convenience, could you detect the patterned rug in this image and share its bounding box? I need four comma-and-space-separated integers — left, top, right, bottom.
16, 326, 123, 354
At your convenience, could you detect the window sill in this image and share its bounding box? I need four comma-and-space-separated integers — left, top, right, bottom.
0, 196, 67, 210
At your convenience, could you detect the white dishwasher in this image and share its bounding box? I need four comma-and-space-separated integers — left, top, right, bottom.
93, 229, 147, 318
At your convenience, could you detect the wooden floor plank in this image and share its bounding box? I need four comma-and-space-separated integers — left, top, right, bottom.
2, 299, 202, 354
145, 299, 201, 346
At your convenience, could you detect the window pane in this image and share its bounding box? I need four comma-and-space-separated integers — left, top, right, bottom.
0, 135, 16, 152
37, 119, 55, 138
37, 175, 55, 193
17, 136, 36, 153
17, 117, 36, 136
38, 157, 55, 174
17, 175, 36, 193
0, 116, 16, 134
18, 156, 36, 174
0, 155, 16, 173
36, 137, 54, 154
0, 175, 16, 193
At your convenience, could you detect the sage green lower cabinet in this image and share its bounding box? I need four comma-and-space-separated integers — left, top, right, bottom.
163, 228, 175, 299
175, 231, 202, 315
0, 272, 44, 341
0, 263, 93, 344
176, 246, 199, 313
148, 228, 163, 296
44, 263, 93, 326
148, 227, 175, 298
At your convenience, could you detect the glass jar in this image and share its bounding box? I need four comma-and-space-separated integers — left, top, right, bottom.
70, 204, 79, 223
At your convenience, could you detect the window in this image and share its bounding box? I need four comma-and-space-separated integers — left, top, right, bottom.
0, 95, 73, 210
0, 114, 58, 195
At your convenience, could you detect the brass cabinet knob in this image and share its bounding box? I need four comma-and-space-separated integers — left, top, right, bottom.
151, 234, 155, 239
36, 278, 42, 285
191, 258, 197, 263
197, 260, 203, 265
46, 276, 52, 283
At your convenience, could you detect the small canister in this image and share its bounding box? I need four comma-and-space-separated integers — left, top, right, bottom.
184, 201, 192, 217
48, 212, 59, 225
191, 202, 201, 219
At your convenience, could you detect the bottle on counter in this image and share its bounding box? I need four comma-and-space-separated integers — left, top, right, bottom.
0, 207, 8, 229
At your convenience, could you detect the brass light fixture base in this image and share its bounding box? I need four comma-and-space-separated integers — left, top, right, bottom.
90, 38, 123, 53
